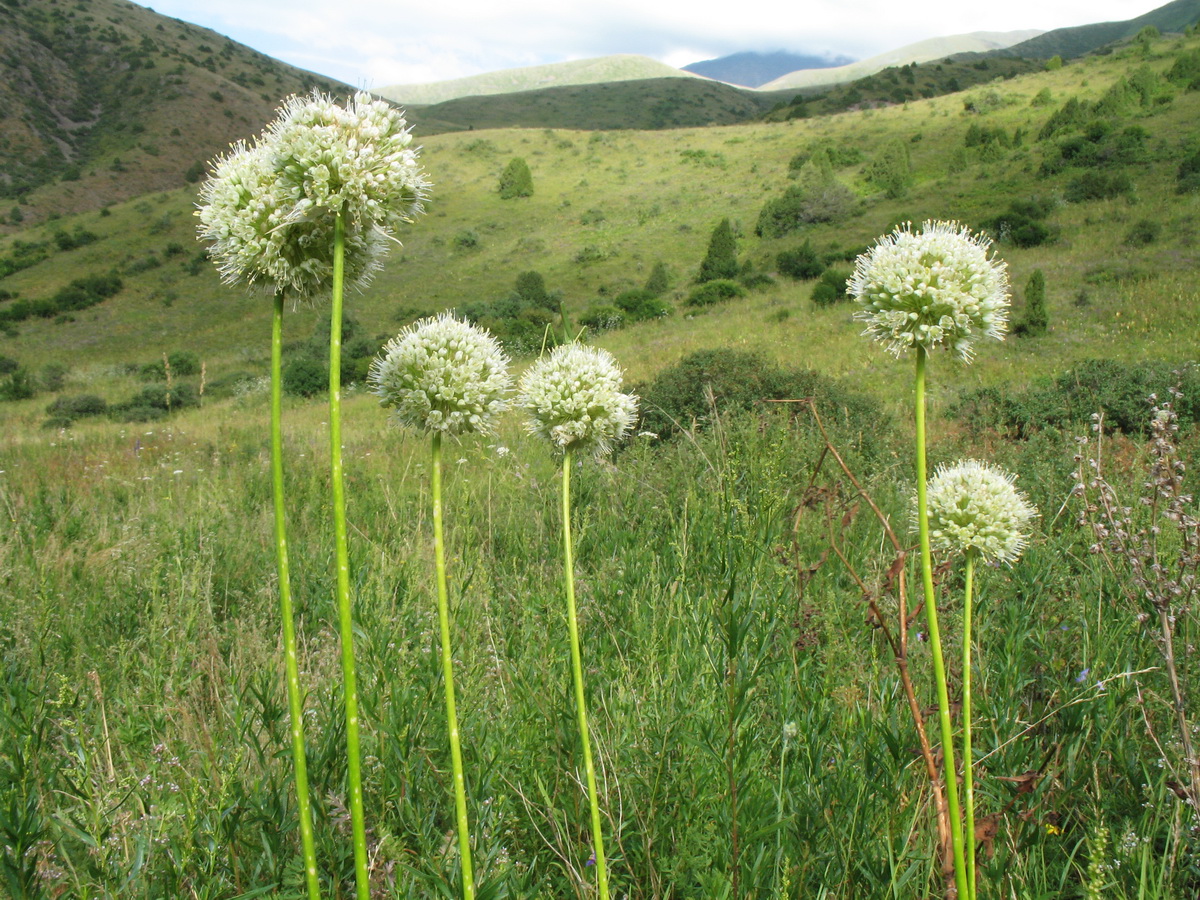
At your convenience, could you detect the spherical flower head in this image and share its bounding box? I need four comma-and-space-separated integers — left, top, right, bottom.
849, 220, 1010, 362
519, 343, 638, 457
369, 313, 510, 436
920, 459, 1037, 563
196, 91, 429, 299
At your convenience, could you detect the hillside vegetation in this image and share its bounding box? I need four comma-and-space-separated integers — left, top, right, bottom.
0, 0, 347, 223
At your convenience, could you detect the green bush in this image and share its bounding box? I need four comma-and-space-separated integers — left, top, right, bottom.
755, 182, 858, 238
0, 355, 18, 375
45, 394, 108, 421
777, 242, 825, 280
0, 368, 35, 401
643, 261, 671, 296
953, 360, 1200, 438
578, 305, 625, 333
634, 348, 887, 449
810, 268, 851, 306
282, 357, 326, 398
1176, 148, 1200, 193
498, 157, 533, 199
1124, 219, 1161, 246
1064, 171, 1133, 203
614, 289, 670, 321
1012, 269, 1048, 336
697, 219, 739, 283
685, 279, 746, 308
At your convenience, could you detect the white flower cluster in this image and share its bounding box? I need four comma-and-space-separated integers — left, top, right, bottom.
197, 91, 429, 299
922, 459, 1037, 563
849, 220, 1009, 361
369, 314, 510, 435
519, 344, 638, 457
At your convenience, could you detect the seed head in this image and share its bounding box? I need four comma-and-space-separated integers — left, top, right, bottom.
921, 459, 1037, 563
369, 313, 510, 435
519, 343, 638, 457
850, 220, 1009, 361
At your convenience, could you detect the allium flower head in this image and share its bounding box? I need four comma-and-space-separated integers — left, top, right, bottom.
519, 344, 638, 457
920, 459, 1037, 563
850, 220, 1009, 361
369, 313, 510, 435
196, 91, 428, 298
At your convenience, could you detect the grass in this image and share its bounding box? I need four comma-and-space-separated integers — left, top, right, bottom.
1, 395, 1196, 897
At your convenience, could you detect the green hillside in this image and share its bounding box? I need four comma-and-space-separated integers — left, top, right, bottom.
0, 0, 349, 225
405, 76, 783, 134
379, 54, 699, 106
991, 0, 1200, 59
1, 26, 1198, 423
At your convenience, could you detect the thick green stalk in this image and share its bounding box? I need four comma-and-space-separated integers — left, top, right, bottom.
914, 347, 969, 900
272, 291, 322, 900
562, 449, 610, 900
431, 432, 476, 900
962, 552, 977, 900
329, 212, 370, 900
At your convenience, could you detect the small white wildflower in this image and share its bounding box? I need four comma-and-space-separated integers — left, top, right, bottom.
369, 313, 510, 435
519, 343, 638, 457
850, 220, 1010, 361
919, 459, 1038, 563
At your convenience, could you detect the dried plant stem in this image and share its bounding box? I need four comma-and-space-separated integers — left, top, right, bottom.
328, 212, 370, 900
432, 432, 476, 899
273, 290, 322, 900
915, 347, 969, 900
561, 449, 610, 900
961, 552, 976, 900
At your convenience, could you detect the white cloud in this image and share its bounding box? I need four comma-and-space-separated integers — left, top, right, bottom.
137, 0, 1168, 87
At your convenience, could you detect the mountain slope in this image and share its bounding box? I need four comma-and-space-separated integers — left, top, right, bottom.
683, 51, 855, 88
378, 55, 699, 106
403, 77, 782, 134
990, 0, 1200, 59
760, 30, 1041, 91
0, 0, 349, 225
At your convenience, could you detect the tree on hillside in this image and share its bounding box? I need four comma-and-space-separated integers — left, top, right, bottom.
697, 219, 738, 284
498, 157, 534, 199
644, 261, 671, 296
1014, 269, 1049, 336
867, 139, 912, 199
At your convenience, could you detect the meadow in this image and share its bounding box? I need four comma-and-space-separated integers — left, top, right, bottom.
2, 24, 1200, 900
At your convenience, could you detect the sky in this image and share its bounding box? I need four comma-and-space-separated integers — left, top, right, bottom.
135, 0, 1168, 88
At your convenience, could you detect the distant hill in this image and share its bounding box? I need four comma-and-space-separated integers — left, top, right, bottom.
403, 77, 782, 134
989, 0, 1200, 59
683, 51, 855, 88
760, 30, 1041, 92
378, 56, 699, 106
0, 0, 350, 225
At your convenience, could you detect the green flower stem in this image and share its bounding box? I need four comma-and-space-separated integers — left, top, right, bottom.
914, 347, 969, 900
329, 212, 370, 900
431, 432, 476, 900
962, 551, 977, 900
272, 290, 322, 900
561, 449, 610, 900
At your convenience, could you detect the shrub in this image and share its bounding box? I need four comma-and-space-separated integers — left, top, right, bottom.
685, 279, 746, 308
1064, 171, 1133, 203
45, 394, 108, 420
0, 355, 17, 375
1013, 269, 1048, 336
777, 242, 825, 280
498, 157, 533, 199
1176, 148, 1200, 193
578, 305, 625, 333
39, 363, 68, 392
756, 182, 857, 238
953, 360, 1200, 438
643, 261, 671, 296
697, 219, 739, 283
282, 356, 326, 397
1124, 219, 1161, 246
811, 268, 850, 306
634, 348, 886, 446
614, 289, 670, 321
0, 368, 35, 401
866, 139, 912, 199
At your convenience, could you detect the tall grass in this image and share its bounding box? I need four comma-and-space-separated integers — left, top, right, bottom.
1, 396, 1195, 897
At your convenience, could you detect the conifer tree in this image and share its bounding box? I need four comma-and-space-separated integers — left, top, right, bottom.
498, 157, 534, 199
697, 218, 738, 283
